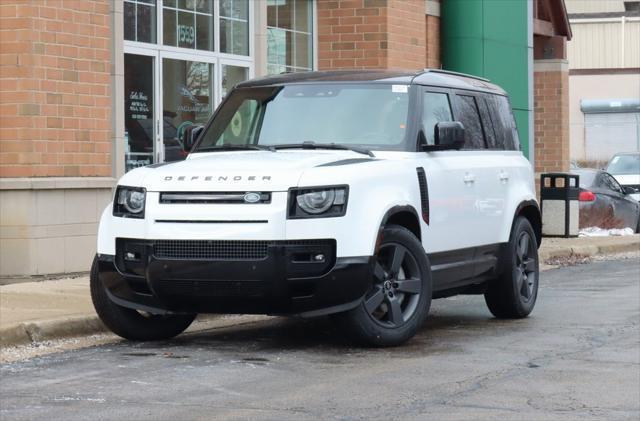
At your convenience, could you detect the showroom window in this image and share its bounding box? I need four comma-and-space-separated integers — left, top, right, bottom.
220, 0, 250, 55
124, 0, 157, 44
162, 0, 215, 51
267, 0, 313, 74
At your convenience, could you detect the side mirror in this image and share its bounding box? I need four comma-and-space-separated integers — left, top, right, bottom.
422, 121, 465, 152
181, 125, 204, 152
622, 185, 639, 195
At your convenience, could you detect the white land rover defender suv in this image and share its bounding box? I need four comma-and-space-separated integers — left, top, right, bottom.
92, 70, 541, 347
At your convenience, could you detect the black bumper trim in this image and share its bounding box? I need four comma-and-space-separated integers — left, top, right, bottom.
97, 249, 373, 316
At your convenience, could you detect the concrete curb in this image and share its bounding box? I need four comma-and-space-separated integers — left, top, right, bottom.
1, 316, 107, 348
2, 237, 638, 348
539, 237, 639, 261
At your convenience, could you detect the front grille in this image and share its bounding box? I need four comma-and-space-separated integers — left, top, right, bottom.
152, 239, 334, 261
160, 191, 271, 204
154, 240, 269, 260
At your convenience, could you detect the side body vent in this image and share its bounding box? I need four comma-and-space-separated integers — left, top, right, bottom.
416, 167, 429, 224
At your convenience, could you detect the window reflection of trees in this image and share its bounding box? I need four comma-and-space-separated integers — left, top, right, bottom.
186, 62, 210, 97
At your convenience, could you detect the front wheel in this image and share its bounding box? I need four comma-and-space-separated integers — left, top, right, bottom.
336, 225, 432, 347
90, 256, 196, 341
484, 216, 539, 318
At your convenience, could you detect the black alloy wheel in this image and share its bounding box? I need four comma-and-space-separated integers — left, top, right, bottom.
485, 216, 539, 319
336, 225, 432, 347
365, 243, 423, 327
515, 230, 537, 303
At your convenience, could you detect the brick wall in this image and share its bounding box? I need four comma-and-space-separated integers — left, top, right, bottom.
0, 0, 112, 178
317, 0, 434, 71
534, 67, 570, 173
425, 14, 440, 68
317, 0, 389, 70
387, 0, 426, 70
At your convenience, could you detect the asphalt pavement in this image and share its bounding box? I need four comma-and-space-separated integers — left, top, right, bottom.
1, 259, 639, 420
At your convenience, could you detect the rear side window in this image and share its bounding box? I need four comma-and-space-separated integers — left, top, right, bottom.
455, 95, 486, 149
599, 173, 623, 194
422, 92, 453, 145
485, 95, 520, 151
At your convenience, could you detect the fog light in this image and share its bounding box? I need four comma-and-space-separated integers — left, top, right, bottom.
125, 251, 138, 261
314, 254, 325, 262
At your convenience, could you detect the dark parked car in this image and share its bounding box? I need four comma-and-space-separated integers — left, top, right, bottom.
606, 153, 640, 202
573, 169, 640, 231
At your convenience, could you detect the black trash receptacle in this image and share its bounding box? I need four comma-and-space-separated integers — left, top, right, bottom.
540, 173, 580, 238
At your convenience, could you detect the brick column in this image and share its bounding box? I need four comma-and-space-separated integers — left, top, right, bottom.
317, 0, 428, 71
425, 0, 442, 69
425, 9, 440, 68
533, 59, 570, 174
0, 0, 112, 177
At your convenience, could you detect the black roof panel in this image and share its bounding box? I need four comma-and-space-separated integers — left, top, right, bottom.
235, 69, 507, 95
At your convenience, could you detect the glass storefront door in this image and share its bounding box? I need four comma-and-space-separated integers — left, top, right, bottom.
161, 56, 214, 162
124, 53, 157, 171
123, 54, 251, 170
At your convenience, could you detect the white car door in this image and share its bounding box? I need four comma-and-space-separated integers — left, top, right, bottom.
416, 89, 484, 255
450, 91, 506, 248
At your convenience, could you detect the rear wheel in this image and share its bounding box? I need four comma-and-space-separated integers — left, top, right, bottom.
484, 217, 539, 318
336, 226, 432, 347
90, 256, 196, 341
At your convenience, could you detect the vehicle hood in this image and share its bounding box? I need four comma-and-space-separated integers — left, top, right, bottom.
612, 173, 640, 185
121, 150, 376, 192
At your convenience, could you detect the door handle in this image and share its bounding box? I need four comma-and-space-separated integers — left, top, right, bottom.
463, 173, 475, 184
499, 171, 509, 183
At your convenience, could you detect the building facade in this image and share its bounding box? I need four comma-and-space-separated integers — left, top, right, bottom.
566, 0, 640, 165
0, 0, 571, 278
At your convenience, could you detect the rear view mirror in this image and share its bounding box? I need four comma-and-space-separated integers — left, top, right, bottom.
181, 125, 204, 152
422, 121, 465, 152
622, 185, 639, 195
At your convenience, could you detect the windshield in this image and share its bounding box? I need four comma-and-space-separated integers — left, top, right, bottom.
195, 84, 411, 152
606, 154, 640, 175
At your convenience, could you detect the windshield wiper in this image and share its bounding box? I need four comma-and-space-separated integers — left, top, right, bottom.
196, 144, 275, 152
270, 141, 375, 157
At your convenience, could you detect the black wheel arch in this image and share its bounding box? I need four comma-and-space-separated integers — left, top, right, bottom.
379, 205, 422, 243
514, 200, 542, 248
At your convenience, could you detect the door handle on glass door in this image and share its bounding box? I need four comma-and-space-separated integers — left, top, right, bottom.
463, 173, 475, 184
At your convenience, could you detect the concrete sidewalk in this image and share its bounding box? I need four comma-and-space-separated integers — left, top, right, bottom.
1, 235, 638, 347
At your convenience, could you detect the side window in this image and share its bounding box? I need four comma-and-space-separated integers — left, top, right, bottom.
422, 92, 453, 145
486, 95, 521, 151
455, 94, 486, 149
478, 95, 497, 149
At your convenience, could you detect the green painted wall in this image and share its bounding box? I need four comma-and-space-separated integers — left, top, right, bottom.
441, 0, 532, 158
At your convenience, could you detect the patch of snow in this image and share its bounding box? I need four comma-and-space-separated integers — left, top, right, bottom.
578, 227, 635, 237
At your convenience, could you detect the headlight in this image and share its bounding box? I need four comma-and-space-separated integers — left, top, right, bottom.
113, 186, 146, 218
288, 186, 348, 219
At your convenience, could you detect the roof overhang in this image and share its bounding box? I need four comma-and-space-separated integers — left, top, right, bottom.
534, 0, 572, 40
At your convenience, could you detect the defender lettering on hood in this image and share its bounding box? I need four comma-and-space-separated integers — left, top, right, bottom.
163, 175, 272, 182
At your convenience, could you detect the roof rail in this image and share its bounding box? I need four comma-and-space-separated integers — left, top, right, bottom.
421, 69, 491, 83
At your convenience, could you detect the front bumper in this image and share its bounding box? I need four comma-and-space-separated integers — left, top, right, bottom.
97, 238, 373, 316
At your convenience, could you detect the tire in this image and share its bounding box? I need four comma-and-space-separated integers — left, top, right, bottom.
484, 216, 539, 319
336, 225, 432, 347
90, 255, 196, 341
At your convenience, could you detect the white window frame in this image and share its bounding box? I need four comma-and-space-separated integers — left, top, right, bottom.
266, 0, 316, 73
